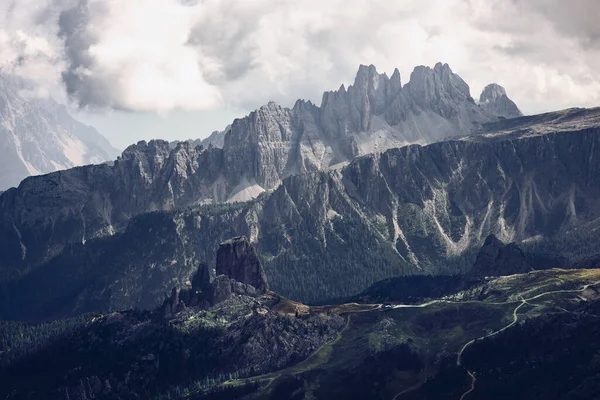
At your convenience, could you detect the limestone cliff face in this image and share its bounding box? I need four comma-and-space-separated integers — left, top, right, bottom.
218, 62, 496, 192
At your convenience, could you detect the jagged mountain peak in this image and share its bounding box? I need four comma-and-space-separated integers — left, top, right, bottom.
481, 83, 507, 99
390, 67, 402, 92
407, 62, 473, 105
479, 83, 523, 119
261, 100, 283, 110
353, 64, 385, 83
121, 139, 171, 158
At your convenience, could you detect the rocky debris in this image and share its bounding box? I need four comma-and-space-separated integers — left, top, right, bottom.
216, 236, 269, 294
469, 235, 533, 277
479, 83, 523, 119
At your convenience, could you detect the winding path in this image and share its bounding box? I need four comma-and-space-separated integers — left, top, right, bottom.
456, 282, 599, 400
225, 281, 598, 400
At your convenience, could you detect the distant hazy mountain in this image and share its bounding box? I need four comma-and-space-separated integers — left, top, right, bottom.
0, 74, 119, 190
479, 83, 523, 119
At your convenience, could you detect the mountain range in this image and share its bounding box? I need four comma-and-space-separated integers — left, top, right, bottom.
3, 104, 600, 318
0, 74, 119, 190
3, 60, 600, 400
0, 62, 535, 315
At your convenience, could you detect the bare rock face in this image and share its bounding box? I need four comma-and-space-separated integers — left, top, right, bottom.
5, 113, 600, 318
479, 83, 523, 119
216, 236, 269, 294
320, 64, 403, 137
164, 236, 270, 315
470, 235, 533, 277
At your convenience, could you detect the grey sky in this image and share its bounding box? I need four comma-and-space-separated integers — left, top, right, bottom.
2, 0, 600, 149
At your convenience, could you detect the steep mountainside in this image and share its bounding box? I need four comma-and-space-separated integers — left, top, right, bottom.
3, 110, 600, 318
0, 74, 118, 190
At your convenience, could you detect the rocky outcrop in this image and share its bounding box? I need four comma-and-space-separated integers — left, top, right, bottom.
216, 236, 269, 294
469, 235, 533, 277
0, 74, 118, 190
479, 83, 523, 119
163, 238, 269, 316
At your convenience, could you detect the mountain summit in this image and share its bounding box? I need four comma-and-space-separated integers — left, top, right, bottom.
479, 83, 523, 119
0, 74, 119, 190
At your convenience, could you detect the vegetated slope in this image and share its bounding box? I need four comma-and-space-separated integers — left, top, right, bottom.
3, 243, 600, 400
457, 300, 600, 400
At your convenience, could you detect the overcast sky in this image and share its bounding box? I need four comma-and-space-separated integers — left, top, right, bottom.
2, 0, 600, 149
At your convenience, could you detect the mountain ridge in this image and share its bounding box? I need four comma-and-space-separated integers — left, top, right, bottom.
3, 114, 600, 318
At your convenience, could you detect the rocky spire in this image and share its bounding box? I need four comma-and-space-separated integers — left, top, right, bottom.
216, 236, 269, 293
389, 68, 402, 96
320, 64, 402, 141
479, 83, 523, 119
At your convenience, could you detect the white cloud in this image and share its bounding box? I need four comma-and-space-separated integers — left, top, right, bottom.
2, 0, 600, 114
